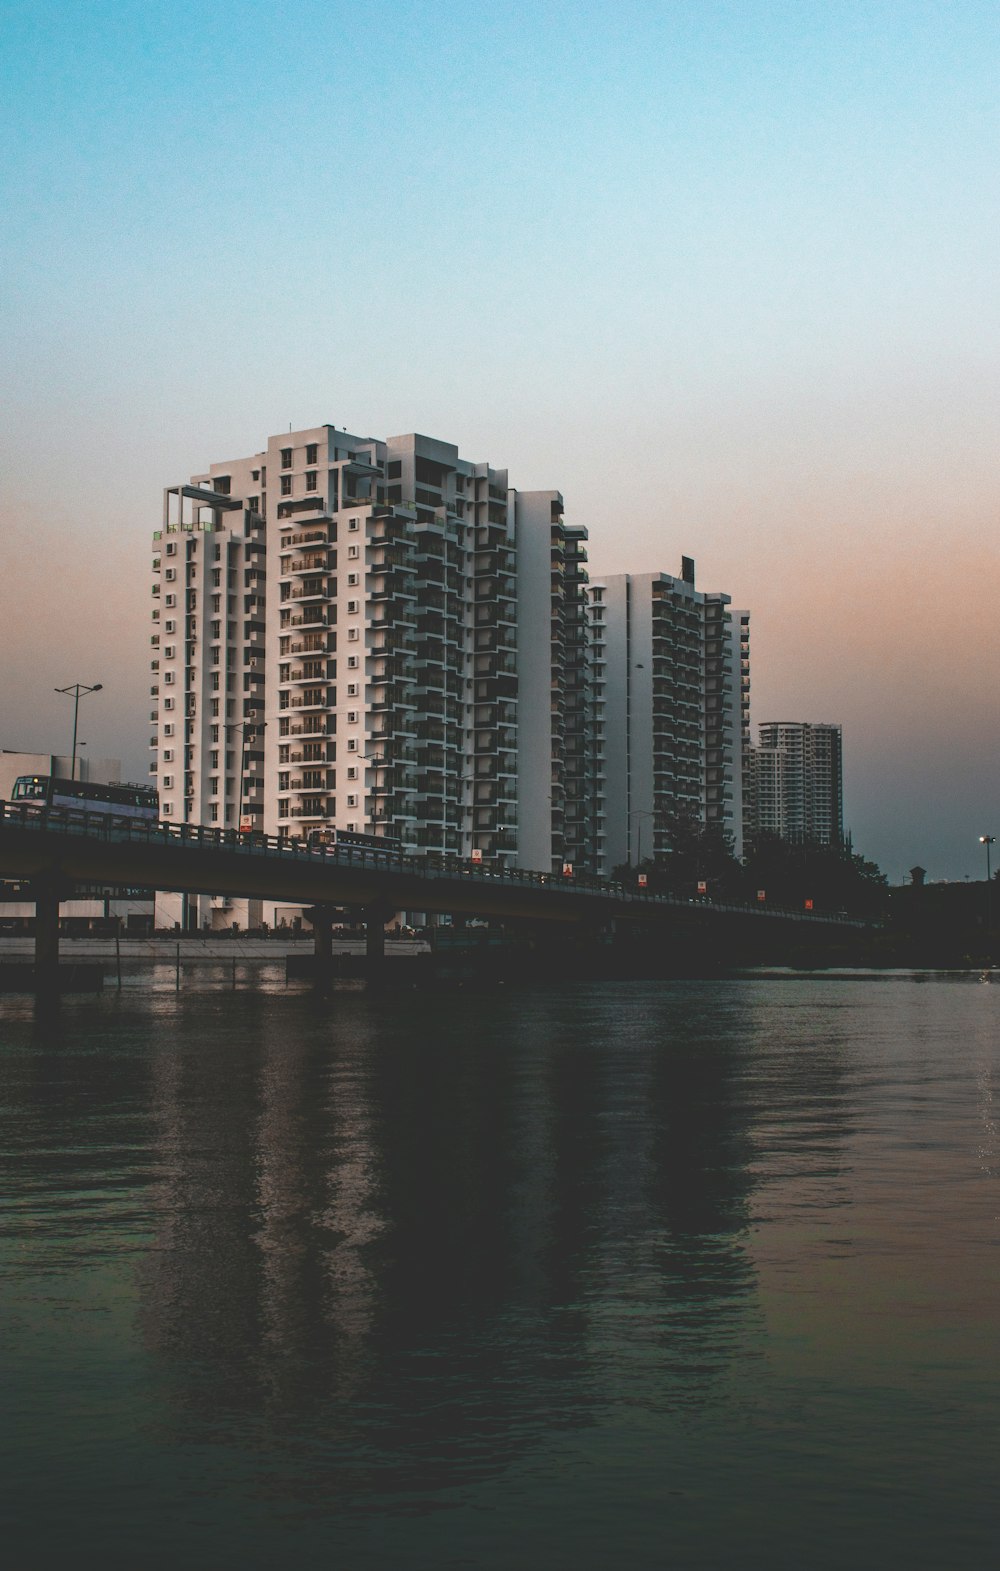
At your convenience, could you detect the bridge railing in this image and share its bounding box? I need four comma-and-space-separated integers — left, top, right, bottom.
0, 801, 870, 927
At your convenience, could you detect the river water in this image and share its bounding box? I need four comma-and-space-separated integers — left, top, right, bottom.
2, 973, 998, 1569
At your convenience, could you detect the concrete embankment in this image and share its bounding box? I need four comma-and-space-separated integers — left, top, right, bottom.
0, 936, 429, 963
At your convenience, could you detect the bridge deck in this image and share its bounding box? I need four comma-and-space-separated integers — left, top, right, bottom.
0, 804, 868, 931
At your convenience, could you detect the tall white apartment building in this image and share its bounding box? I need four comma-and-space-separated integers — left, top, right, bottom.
150, 424, 592, 883
752, 722, 843, 845
587, 558, 750, 873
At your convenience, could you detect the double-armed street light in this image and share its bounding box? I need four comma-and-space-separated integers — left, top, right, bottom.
628, 808, 655, 868
980, 835, 995, 948
226, 718, 266, 831
54, 683, 103, 781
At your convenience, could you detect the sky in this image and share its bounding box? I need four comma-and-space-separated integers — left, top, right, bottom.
1, 0, 998, 882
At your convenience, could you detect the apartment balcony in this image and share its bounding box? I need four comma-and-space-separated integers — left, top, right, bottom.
413, 645, 446, 673
287, 748, 332, 765
280, 610, 329, 633
474, 547, 515, 572
368, 551, 416, 577
285, 636, 327, 657
474, 675, 517, 703
369, 518, 415, 546
414, 719, 449, 744
285, 719, 331, 737
280, 527, 332, 550
366, 577, 415, 604
282, 555, 331, 576
412, 797, 447, 821
369, 599, 418, 624
282, 665, 329, 684
369, 686, 417, 713
288, 583, 330, 603
287, 693, 329, 711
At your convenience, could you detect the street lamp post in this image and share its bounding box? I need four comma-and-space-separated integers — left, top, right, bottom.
628, 809, 655, 867
227, 719, 264, 831
980, 835, 995, 951
54, 683, 103, 781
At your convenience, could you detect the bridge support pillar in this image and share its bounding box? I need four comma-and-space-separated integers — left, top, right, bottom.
31, 876, 71, 995
364, 905, 393, 984
306, 905, 336, 993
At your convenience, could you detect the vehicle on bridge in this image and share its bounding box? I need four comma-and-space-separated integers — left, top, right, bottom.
9, 775, 159, 826
306, 827, 404, 859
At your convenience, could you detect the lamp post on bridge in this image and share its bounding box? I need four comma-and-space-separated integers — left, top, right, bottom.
226, 718, 265, 832
980, 835, 995, 954
628, 809, 655, 869
54, 683, 103, 782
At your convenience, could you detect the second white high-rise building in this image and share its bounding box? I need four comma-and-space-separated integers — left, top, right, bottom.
587, 558, 751, 873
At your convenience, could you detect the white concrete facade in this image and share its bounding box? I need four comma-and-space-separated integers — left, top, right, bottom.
150, 424, 594, 922
588, 561, 750, 873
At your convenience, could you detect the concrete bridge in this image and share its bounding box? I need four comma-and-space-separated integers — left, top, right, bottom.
0, 803, 868, 991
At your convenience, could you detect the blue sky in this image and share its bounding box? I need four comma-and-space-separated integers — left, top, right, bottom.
2, 1, 999, 878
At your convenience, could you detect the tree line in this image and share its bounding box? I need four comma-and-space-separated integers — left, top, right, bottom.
615, 813, 888, 916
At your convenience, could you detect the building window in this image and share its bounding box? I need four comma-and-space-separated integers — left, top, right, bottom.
162, 803, 173, 816
346, 766, 358, 781
280, 475, 292, 496
348, 519, 359, 531
306, 443, 318, 465
162, 776, 173, 789
347, 655, 359, 668
305, 471, 317, 491
281, 448, 292, 468
347, 628, 359, 641
347, 683, 358, 697
346, 794, 358, 808
210, 803, 219, 821
347, 738, 358, 752
347, 710, 358, 724
347, 599, 359, 614
163, 697, 174, 711
348, 572, 359, 587
163, 723, 174, 737
348, 543, 360, 559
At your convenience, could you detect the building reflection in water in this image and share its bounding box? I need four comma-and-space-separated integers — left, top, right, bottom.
134, 983, 856, 1502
